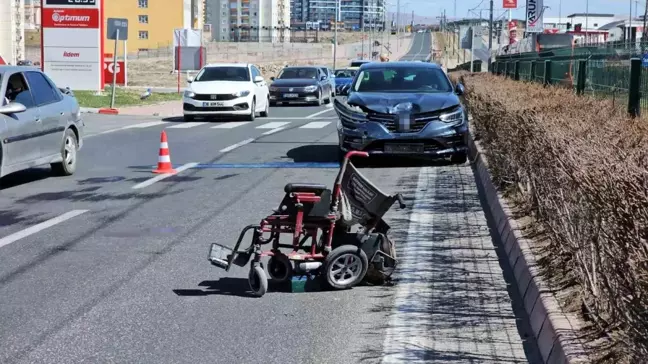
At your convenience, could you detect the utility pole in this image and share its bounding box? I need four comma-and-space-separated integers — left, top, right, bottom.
487, 0, 494, 71
333, 0, 339, 68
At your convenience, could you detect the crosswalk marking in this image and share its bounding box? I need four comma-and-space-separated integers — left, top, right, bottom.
125, 121, 169, 129
256, 122, 290, 129
211, 122, 250, 129
300, 121, 331, 129
167, 122, 208, 129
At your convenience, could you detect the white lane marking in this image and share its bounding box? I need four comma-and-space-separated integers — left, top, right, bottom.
300, 121, 331, 129
219, 138, 255, 152
211, 122, 250, 129
132, 162, 198, 189
167, 122, 208, 129
261, 127, 287, 136
256, 122, 290, 129
86, 121, 170, 137
264, 117, 335, 120
381, 167, 436, 363
306, 108, 335, 119
0, 210, 89, 249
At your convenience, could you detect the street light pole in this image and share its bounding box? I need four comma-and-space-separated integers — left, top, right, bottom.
334, 0, 339, 69
488, 0, 493, 70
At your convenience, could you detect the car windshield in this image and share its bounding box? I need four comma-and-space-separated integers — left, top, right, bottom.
352, 67, 454, 93
350, 61, 368, 67
334, 69, 357, 78
194, 66, 250, 82
278, 68, 318, 79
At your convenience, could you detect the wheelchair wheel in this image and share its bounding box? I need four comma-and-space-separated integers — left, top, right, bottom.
267, 254, 292, 283
323, 245, 368, 290
248, 265, 268, 297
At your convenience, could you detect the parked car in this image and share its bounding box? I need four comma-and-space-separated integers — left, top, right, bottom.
333, 68, 357, 95
350, 59, 372, 68
183, 63, 270, 121
333, 61, 469, 164
0, 66, 84, 178
317, 66, 336, 96
268, 66, 333, 106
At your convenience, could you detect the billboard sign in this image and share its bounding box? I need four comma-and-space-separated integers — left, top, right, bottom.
41, 0, 104, 91
503, 0, 517, 9
103, 60, 126, 85
526, 0, 544, 33
509, 20, 518, 44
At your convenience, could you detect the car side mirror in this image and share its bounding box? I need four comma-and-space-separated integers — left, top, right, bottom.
320, 75, 326, 81
455, 83, 465, 95
338, 86, 349, 96
254, 75, 264, 83
187, 75, 194, 83
0, 102, 26, 114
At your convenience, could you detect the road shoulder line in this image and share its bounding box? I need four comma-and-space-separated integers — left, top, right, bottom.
0, 210, 89, 249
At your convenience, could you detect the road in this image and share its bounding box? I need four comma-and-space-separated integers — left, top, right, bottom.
0, 33, 540, 364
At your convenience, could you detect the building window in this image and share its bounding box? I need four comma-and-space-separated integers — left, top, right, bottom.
138, 15, 148, 24
138, 0, 148, 8
138, 48, 149, 52
221, 19, 226, 24
138, 31, 149, 39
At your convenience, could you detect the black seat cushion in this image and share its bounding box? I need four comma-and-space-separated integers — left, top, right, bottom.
284, 183, 327, 194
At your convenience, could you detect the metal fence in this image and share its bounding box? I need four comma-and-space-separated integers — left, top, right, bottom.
492, 43, 648, 115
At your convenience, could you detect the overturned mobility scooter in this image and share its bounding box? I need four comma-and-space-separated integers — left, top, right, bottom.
207, 151, 406, 297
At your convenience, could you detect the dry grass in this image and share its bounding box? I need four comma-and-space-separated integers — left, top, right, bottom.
453, 72, 648, 363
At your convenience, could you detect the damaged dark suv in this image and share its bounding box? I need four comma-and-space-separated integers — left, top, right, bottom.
333, 61, 469, 164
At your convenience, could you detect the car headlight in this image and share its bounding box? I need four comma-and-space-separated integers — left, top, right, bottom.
269, 86, 278, 92
439, 108, 464, 124
336, 101, 367, 123
184, 90, 195, 98
303, 85, 318, 92
233, 90, 250, 97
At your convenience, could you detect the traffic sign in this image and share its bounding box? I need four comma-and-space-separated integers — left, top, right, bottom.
642, 53, 648, 68
107, 18, 128, 40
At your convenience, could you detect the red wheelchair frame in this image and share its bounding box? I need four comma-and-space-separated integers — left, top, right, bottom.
208, 151, 406, 297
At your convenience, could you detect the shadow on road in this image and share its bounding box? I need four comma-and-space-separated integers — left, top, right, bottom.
0, 168, 53, 190
285, 144, 457, 168
173, 279, 254, 298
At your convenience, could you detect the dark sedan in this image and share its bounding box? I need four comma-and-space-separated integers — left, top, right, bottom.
268, 66, 333, 106
333, 61, 469, 164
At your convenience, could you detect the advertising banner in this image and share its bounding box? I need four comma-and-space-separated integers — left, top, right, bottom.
103, 60, 126, 86
526, 0, 544, 33
459, 25, 472, 49
41, 0, 104, 91
509, 20, 518, 44
503, 0, 517, 9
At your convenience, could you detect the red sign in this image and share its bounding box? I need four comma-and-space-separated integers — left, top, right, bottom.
544, 28, 560, 34
503, 0, 517, 9
42, 8, 99, 28
103, 60, 126, 85
0, 55, 5, 65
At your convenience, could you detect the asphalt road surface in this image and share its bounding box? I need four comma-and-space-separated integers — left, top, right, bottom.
0, 33, 541, 363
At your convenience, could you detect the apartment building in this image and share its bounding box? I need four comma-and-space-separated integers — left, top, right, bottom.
104, 0, 204, 55
206, 0, 290, 42
290, 0, 385, 31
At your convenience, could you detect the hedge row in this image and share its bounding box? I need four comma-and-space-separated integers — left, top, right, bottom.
455, 72, 648, 362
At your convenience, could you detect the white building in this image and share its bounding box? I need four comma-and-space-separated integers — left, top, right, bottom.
24, 0, 39, 30
206, 0, 291, 42
0, 0, 25, 65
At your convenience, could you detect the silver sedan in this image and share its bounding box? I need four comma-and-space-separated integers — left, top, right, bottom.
0, 66, 84, 178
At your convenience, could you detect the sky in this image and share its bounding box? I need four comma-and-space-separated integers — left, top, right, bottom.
386, 0, 644, 23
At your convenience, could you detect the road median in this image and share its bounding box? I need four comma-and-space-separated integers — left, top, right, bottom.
453, 71, 648, 363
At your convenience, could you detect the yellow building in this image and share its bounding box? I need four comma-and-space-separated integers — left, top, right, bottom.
103, 0, 205, 56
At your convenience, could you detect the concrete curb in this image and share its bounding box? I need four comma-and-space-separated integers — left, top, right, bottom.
80, 107, 100, 114
468, 128, 590, 364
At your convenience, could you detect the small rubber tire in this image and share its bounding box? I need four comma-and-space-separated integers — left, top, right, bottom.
260, 98, 269, 117
246, 99, 256, 121
51, 128, 77, 176
315, 90, 323, 106
450, 152, 468, 165
323, 245, 369, 290
248, 265, 268, 297
183, 115, 194, 122
267, 254, 292, 283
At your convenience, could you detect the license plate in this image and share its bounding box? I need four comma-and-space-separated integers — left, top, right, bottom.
202, 101, 225, 107
283, 93, 299, 98
384, 143, 424, 153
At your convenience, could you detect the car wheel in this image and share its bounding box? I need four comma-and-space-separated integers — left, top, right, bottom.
183, 115, 194, 122
51, 128, 77, 176
315, 90, 323, 106
450, 152, 468, 165
246, 99, 256, 121
324, 90, 332, 104
260, 98, 269, 117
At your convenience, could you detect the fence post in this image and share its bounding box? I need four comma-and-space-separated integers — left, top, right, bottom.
514, 61, 520, 81
530, 60, 536, 82
576, 59, 587, 95
543, 60, 552, 86
492, 61, 497, 75
628, 58, 641, 117
504, 62, 509, 78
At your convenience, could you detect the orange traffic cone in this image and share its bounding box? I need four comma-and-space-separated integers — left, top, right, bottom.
153, 130, 176, 174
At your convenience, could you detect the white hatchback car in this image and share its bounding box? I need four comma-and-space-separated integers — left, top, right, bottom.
183, 63, 269, 121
